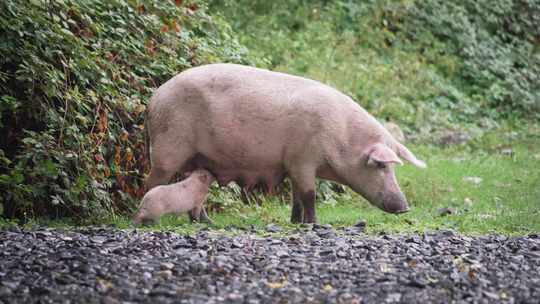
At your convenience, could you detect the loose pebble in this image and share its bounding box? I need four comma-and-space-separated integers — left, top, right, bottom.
0, 227, 539, 303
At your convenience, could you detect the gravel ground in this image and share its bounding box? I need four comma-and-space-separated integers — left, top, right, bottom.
1, 225, 539, 304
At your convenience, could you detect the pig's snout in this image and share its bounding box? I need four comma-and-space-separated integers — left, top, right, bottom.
381, 192, 410, 214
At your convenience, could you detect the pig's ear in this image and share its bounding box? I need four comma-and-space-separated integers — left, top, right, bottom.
367, 144, 403, 167
396, 143, 427, 168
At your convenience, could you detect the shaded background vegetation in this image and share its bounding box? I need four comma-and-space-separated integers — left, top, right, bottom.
1, 0, 539, 222
210, 0, 540, 131
0, 0, 249, 220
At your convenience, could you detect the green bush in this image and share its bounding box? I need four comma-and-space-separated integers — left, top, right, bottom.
0, 0, 249, 221
400, 0, 540, 118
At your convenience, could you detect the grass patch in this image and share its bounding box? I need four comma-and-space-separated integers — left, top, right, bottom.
7, 127, 538, 236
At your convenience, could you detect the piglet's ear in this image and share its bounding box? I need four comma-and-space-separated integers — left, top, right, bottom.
367, 144, 403, 166
396, 143, 427, 168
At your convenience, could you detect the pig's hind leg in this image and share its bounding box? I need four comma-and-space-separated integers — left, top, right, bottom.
189, 206, 201, 222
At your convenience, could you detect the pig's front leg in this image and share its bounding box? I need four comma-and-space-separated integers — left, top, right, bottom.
289, 168, 317, 223
290, 188, 304, 223
301, 189, 316, 223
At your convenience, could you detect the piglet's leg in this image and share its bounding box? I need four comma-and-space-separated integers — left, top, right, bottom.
199, 207, 213, 224
189, 206, 213, 224
189, 208, 201, 222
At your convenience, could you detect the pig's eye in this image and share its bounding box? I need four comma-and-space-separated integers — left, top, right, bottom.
376, 161, 387, 169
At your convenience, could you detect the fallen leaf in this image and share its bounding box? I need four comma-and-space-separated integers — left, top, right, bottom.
171, 20, 181, 32
137, 4, 145, 14
97, 109, 108, 133
379, 263, 391, 273
494, 181, 512, 188
426, 276, 439, 283
145, 39, 155, 55
96, 278, 113, 292
103, 166, 110, 178
463, 176, 482, 186
323, 284, 333, 292
477, 214, 494, 220
266, 281, 286, 289
120, 130, 129, 142
114, 146, 122, 166
468, 269, 477, 280
500, 148, 513, 156
125, 148, 134, 165
437, 207, 455, 217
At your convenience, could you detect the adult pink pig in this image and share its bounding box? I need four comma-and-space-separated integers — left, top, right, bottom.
144, 64, 426, 223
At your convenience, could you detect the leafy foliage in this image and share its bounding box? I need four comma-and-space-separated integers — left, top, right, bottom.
400, 0, 540, 117
210, 0, 540, 131
0, 0, 248, 220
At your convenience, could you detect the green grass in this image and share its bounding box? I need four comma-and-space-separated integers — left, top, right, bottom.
6, 126, 538, 236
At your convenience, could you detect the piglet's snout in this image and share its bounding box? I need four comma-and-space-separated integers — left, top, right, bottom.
381, 192, 410, 214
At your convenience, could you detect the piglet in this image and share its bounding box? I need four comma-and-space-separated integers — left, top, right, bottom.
132, 169, 214, 225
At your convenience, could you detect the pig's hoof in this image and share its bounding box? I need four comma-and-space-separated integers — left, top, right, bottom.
290, 211, 303, 224
290, 217, 302, 224
302, 215, 317, 224
189, 213, 200, 223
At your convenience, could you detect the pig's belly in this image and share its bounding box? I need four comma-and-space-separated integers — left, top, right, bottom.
188, 116, 291, 190
211, 167, 286, 191
185, 150, 287, 191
